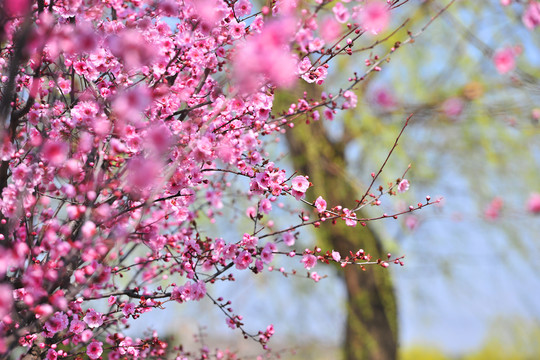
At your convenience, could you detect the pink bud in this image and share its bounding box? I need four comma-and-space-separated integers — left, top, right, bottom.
527, 193, 540, 214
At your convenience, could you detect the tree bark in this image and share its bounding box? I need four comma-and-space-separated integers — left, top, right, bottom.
284, 119, 398, 360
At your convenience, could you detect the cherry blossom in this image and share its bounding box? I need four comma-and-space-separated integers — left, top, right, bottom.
4, 0, 30, 16
398, 179, 410, 193
333, 2, 351, 24
291, 176, 310, 193
523, 1, 540, 29
122, 302, 136, 317
283, 232, 296, 246
233, 17, 298, 91
359, 1, 391, 35
315, 196, 327, 213
235, 250, 254, 270
320, 16, 342, 43
526, 193, 540, 214
343, 208, 358, 227
69, 318, 86, 334
261, 243, 277, 264
485, 197, 504, 220
0, 0, 436, 357
441, 97, 464, 119
83, 309, 104, 329
372, 87, 398, 109
44, 312, 69, 335
405, 215, 420, 231
259, 198, 273, 214
493, 47, 517, 74
301, 254, 318, 269
0, 285, 13, 319
86, 341, 103, 360
235, 0, 253, 16
343, 90, 358, 109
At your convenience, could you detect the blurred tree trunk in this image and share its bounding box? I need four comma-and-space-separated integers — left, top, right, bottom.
284, 119, 398, 360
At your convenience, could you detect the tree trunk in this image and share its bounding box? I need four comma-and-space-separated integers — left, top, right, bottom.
284, 119, 398, 360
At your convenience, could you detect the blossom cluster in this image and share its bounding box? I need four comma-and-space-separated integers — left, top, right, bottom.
0, 0, 440, 358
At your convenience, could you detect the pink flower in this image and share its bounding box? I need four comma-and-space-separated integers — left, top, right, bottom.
234, 250, 253, 270
106, 30, 156, 69
28, 128, 42, 146
255, 259, 264, 272
398, 179, 410, 193
0, 284, 13, 319
122, 302, 136, 317
523, 2, 540, 30
230, 21, 246, 39
441, 97, 464, 118
246, 206, 257, 218
42, 141, 68, 166
83, 309, 103, 329
283, 232, 295, 246
112, 86, 151, 124
58, 77, 71, 93
310, 272, 321, 282
308, 37, 325, 53
4, 0, 30, 16
234, 0, 252, 16
405, 215, 419, 231
147, 124, 172, 155
86, 341, 103, 360
323, 108, 334, 120
500, 0, 511, 5
321, 17, 342, 43
241, 233, 258, 249
314, 196, 327, 213
301, 254, 317, 270
342, 208, 357, 227
301, 66, 328, 85
81, 221, 96, 240
33, 304, 53, 320
69, 319, 85, 334
191, 281, 206, 301
333, 2, 350, 24
192, 0, 228, 30
373, 87, 397, 109
171, 286, 184, 303
44, 312, 69, 334
360, 1, 390, 35
291, 176, 310, 193
127, 156, 160, 195
493, 47, 516, 74
342, 90, 357, 109
261, 242, 276, 264
259, 198, 272, 214
46, 349, 57, 360
108, 296, 116, 306
484, 197, 503, 220
532, 108, 540, 122
226, 317, 236, 329
233, 18, 297, 90
526, 193, 540, 214
222, 244, 238, 260
331, 250, 341, 262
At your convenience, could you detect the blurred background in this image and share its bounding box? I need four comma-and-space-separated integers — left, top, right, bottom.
131, 0, 540, 358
